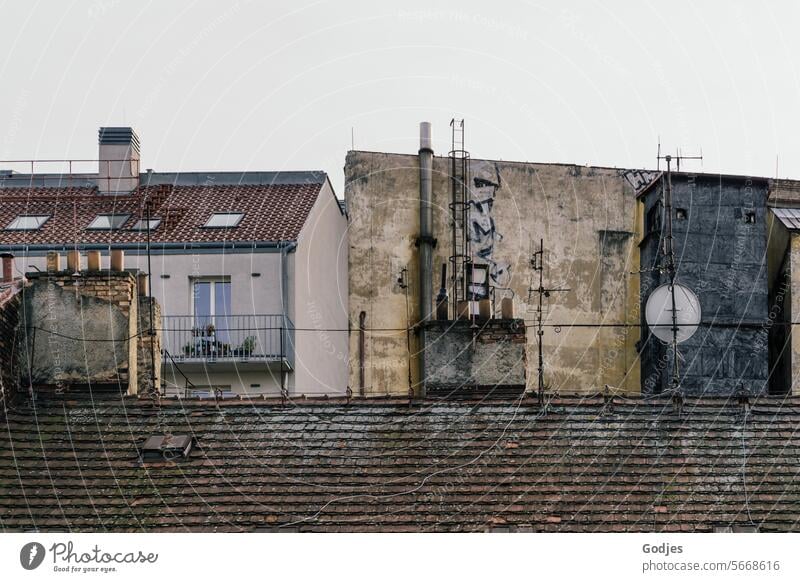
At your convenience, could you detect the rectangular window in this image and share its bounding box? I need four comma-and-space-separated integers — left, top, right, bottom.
192, 278, 232, 344
87, 213, 130, 230
203, 213, 244, 228
5, 215, 50, 230
131, 218, 161, 231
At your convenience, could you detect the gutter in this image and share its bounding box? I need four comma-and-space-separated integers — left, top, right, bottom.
0, 240, 298, 254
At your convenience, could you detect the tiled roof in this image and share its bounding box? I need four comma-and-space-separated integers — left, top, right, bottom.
0, 177, 325, 247
2, 393, 800, 532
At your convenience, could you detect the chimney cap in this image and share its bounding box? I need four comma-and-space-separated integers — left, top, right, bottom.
98, 127, 140, 151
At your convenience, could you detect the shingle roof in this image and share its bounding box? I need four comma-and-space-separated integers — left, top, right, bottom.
0, 175, 326, 247
771, 207, 800, 231
2, 393, 799, 532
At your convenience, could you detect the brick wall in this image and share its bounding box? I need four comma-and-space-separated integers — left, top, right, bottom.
137, 296, 162, 396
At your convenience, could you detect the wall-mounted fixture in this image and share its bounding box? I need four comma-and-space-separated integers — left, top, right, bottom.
160, 274, 171, 279
251, 272, 261, 278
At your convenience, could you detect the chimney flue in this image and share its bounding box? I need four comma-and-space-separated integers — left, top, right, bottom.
417, 122, 435, 396
98, 127, 140, 194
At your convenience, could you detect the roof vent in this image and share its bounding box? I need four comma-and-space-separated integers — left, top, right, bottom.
140, 434, 193, 461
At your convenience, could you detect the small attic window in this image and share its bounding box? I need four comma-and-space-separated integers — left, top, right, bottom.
204, 213, 244, 228
140, 435, 194, 462
675, 208, 687, 220
5, 215, 50, 230
131, 218, 161, 231
87, 213, 130, 230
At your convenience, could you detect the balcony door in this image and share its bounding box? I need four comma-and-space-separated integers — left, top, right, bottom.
193, 278, 231, 342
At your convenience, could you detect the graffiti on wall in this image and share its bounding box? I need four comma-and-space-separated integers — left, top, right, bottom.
620, 169, 661, 195
470, 161, 511, 287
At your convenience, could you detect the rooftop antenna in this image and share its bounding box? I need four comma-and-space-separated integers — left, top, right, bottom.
656, 137, 661, 171
529, 239, 569, 405
647, 151, 703, 393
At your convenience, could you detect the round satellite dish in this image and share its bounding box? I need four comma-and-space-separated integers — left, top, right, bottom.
645, 283, 701, 344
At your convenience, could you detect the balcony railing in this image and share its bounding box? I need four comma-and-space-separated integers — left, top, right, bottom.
161, 314, 294, 367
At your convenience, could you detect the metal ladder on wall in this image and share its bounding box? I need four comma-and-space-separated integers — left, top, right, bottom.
449, 119, 471, 320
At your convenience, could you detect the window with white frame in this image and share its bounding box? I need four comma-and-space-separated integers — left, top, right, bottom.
203, 213, 244, 228
87, 213, 130, 230
5, 215, 50, 230
192, 278, 232, 342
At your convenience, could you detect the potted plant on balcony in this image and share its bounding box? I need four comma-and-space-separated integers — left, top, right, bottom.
233, 335, 257, 358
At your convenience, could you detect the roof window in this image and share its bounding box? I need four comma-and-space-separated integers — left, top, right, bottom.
204, 213, 244, 228
87, 213, 130, 230
5, 215, 50, 231
140, 435, 194, 462
131, 218, 161, 231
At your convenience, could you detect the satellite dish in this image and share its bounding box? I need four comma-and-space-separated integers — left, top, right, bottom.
645, 283, 701, 344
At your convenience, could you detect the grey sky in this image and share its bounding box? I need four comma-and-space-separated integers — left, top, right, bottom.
2, 0, 799, 196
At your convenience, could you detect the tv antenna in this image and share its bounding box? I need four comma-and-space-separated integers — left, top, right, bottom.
529, 239, 569, 405
646, 152, 703, 393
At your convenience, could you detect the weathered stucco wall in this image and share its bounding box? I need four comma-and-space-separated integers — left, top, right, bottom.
422, 319, 526, 395
21, 271, 139, 393
345, 150, 645, 396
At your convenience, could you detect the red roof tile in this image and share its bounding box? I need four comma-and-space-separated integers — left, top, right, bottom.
0, 180, 324, 247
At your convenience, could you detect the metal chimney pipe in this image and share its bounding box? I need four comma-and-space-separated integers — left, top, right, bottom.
418, 122, 434, 322
417, 122, 434, 397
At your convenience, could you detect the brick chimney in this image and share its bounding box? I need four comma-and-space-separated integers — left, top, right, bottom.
1, 253, 14, 283
97, 127, 140, 194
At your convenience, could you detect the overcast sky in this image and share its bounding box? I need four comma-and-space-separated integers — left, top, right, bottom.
2, 0, 799, 195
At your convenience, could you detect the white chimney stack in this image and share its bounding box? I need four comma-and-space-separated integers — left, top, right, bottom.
97, 127, 140, 194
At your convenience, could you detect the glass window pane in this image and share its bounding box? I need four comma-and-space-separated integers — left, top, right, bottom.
193, 282, 211, 329
87, 214, 129, 230
214, 281, 231, 342
204, 213, 244, 228
6, 215, 50, 230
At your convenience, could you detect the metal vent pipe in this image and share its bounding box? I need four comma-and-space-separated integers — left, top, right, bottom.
417, 122, 434, 396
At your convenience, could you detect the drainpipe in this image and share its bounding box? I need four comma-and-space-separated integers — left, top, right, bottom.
358, 311, 366, 396
279, 241, 296, 393
417, 122, 434, 396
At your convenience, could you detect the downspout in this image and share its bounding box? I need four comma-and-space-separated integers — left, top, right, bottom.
279, 241, 296, 393
417, 122, 434, 396
358, 311, 366, 396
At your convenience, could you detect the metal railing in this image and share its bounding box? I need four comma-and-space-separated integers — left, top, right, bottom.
161, 314, 294, 367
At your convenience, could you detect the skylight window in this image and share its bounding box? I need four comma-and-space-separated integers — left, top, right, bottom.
87, 214, 130, 230
131, 218, 161, 231
204, 213, 244, 228
5, 215, 50, 231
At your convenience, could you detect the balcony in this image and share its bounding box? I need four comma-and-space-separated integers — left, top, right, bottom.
161, 314, 294, 369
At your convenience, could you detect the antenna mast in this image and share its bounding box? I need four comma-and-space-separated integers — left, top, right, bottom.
529, 239, 569, 405
655, 151, 702, 392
